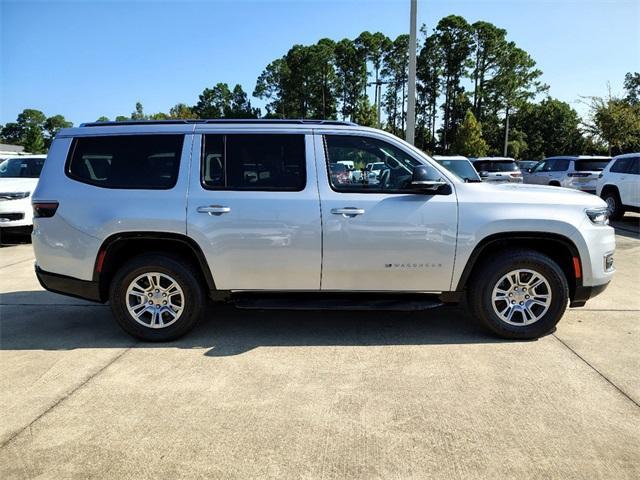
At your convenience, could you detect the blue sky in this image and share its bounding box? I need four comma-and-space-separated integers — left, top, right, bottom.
1, 0, 638, 126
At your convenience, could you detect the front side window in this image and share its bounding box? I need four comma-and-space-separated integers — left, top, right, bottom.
0, 157, 45, 178
202, 134, 306, 191
324, 135, 441, 192
548, 159, 570, 171
67, 135, 184, 189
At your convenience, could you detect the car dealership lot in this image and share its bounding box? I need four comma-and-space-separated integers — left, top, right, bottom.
1, 217, 639, 479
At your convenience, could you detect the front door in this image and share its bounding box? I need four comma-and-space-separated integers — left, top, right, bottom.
316, 132, 458, 292
186, 131, 322, 290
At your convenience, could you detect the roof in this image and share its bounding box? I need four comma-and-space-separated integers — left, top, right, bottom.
544, 155, 611, 160
80, 119, 357, 127
0, 143, 25, 153
433, 155, 469, 161
471, 157, 516, 162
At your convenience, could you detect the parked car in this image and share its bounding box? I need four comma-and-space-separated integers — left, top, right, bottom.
596, 153, 640, 220
433, 155, 482, 182
518, 160, 539, 173
471, 157, 523, 183
524, 156, 611, 193
33, 120, 614, 342
0, 155, 47, 232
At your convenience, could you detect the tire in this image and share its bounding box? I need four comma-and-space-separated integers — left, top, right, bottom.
601, 189, 625, 221
468, 249, 569, 340
109, 254, 205, 341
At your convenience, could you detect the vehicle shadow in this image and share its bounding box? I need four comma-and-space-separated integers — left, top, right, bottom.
611, 214, 640, 240
0, 229, 32, 247
0, 291, 513, 356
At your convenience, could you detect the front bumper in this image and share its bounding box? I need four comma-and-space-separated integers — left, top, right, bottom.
35, 265, 104, 303
0, 197, 32, 227
570, 282, 610, 307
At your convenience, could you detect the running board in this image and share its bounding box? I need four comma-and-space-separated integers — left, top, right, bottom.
232, 292, 444, 311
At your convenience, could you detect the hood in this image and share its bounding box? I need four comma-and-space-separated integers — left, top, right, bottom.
0, 178, 38, 194
460, 182, 606, 208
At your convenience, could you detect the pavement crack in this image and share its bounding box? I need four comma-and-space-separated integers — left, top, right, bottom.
0, 258, 33, 270
0, 346, 135, 450
552, 334, 639, 409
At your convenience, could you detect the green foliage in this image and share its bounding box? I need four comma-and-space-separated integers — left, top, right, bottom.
584, 93, 640, 155
0, 108, 72, 153
624, 72, 640, 105
131, 102, 146, 120
115, 116, 129, 122
195, 83, 259, 119
511, 98, 583, 159
169, 103, 197, 119
450, 110, 488, 157
95, 116, 110, 122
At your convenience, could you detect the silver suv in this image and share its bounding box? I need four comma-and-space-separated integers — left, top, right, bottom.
524, 156, 611, 193
32, 120, 615, 341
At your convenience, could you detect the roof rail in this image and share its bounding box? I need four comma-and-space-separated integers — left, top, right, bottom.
80, 119, 358, 127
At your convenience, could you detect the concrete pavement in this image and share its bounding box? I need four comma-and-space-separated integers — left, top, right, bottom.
1, 217, 639, 479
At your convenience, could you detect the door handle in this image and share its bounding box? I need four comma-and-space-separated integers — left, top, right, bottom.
197, 205, 231, 215
331, 207, 365, 217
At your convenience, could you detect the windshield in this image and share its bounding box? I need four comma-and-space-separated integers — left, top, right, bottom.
436, 160, 481, 182
575, 160, 610, 171
473, 160, 519, 172
0, 157, 45, 178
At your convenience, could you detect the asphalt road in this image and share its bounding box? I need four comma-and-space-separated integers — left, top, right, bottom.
1, 216, 639, 479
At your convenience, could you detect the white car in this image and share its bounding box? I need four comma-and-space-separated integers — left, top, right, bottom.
471, 157, 523, 183
524, 156, 611, 193
596, 153, 640, 220
0, 155, 47, 232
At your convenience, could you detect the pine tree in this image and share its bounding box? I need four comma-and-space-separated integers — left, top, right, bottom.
450, 110, 488, 156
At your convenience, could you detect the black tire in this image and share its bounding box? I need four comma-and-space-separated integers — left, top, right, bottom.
467, 249, 569, 340
601, 188, 625, 221
109, 254, 205, 341
549, 181, 561, 187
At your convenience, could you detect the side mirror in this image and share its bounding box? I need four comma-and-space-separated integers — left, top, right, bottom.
411, 165, 448, 193
479, 170, 489, 178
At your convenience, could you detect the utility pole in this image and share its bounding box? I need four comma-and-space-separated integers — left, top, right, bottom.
405, 0, 417, 144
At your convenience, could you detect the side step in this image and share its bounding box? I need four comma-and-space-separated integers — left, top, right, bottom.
232, 292, 444, 311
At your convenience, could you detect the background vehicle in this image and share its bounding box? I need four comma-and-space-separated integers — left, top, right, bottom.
518, 160, 539, 173
0, 155, 47, 232
471, 157, 523, 183
433, 155, 482, 182
596, 153, 640, 220
524, 156, 611, 193
32, 120, 614, 342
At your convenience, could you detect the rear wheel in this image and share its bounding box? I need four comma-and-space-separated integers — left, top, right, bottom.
109, 254, 205, 341
468, 249, 569, 339
602, 189, 625, 220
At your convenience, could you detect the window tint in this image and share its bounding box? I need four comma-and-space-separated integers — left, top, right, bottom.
202, 134, 306, 191
435, 159, 481, 182
574, 159, 610, 171
67, 135, 184, 189
324, 135, 441, 192
547, 159, 570, 171
631, 157, 640, 175
0, 157, 45, 178
610, 157, 633, 173
472, 160, 519, 172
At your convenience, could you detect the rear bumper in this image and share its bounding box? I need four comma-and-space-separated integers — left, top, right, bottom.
570, 282, 610, 308
35, 265, 104, 303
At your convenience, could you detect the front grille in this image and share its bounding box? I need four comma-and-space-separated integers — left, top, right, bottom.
0, 213, 25, 221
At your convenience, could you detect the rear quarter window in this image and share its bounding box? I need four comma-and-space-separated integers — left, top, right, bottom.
66, 134, 184, 189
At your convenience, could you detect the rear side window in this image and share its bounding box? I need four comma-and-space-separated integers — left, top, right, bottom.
201, 134, 306, 191
67, 135, 184, 189
574, 159, 609, 171
547, 159, 570, 171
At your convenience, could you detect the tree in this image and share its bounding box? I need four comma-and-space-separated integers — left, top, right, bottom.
470, 21, 507, 121
169, 103, 197, 119
115, 116, 129, 122
44, 115, 72, 147
356, 32, 392, 112
450, 110, 488, 157
229, 84, 260, 118
254, 58, 289, 118
0, 109, 47, 152
489, 43, 546, 155
417, 31, 441, 150
335, 39, 366, 121
511, 98, 584, 158
193, 83, 233, 118
96, 116, 110, 122
583, 92, 640, 155
382, 34, 409, 135
131, 102, 146, 120
431, 16, 474, 150
624, 72, 640, 105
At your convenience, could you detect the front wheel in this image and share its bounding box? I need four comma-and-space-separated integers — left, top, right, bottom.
468, 249, 569, 339
109, 254, 205, 341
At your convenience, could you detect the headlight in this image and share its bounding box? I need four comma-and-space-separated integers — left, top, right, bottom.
0, 191, 30, 201
586, 207, 609, 225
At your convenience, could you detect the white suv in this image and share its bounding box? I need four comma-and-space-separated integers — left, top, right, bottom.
596, 153, 640, 220
32, 120, 615, 341
0, 155, 47, 233
525, 156, 611, 193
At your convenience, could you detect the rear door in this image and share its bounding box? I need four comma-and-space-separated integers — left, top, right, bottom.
621, 156, 640, 207
316, 131, 458, 292
186, 130, 322, 290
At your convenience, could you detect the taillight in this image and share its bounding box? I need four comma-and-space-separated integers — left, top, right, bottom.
510, 172, 522, 177
33, 201, 59, 218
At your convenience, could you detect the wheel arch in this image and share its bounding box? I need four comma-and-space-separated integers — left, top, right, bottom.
93, 232, 217, 302
455, 232, 583, 302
